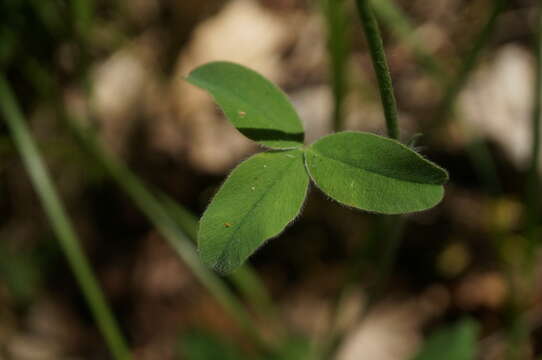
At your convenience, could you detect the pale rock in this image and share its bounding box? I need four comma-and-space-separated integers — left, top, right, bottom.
336, 301, 422, 360
92, 44, 150, 154
169, 0, 295, 173
290, 86, 333, 144
459, 45, 537, 170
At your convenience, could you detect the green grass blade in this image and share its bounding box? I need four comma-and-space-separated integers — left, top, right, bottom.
159, 194, 283, 330
434, 0, 507, 128
320, 0, 351, 131
0, 74, 131, 360
19, 55, 282, 347
65, 117, 269, 348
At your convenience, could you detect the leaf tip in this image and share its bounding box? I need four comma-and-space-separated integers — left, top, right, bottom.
435, 165, 450, 185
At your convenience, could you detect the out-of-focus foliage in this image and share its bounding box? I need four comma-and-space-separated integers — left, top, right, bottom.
411, 318, 479, 360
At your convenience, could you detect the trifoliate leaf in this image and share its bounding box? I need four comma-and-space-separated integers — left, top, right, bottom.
305, 131, 448, 214
186, 62, 304, 149
198, 149, 309, 273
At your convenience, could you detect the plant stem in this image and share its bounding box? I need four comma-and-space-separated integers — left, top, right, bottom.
370, 0, 447, 83
321, 4, 404, 358
366, 215, 405, 305
0, 74, 131, 360
355, 0, 399, 139
354, 0, 404, 310
372, 0, 502, 195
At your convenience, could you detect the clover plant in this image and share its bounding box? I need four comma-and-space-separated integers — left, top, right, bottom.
186, 61, 448, 274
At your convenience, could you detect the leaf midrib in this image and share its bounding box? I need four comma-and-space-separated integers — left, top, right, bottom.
307, 148, 439, 185
214, 152, 302, 270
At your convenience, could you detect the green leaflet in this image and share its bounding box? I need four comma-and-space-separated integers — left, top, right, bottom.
411, 318, 479, 360
186, 62, 304, 149
305, 132, 448, 214
198, 149, 309, 274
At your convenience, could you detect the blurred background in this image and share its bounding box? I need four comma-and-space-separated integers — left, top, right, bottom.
1, 0, 542, 359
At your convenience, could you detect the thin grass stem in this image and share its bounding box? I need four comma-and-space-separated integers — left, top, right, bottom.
321, 0, 350, 132
23, 49, 283, 350
434, 0, 506, 128
65, 116, 273, 350
0, 74, 131, 360
320, 3, 405, 359
159, 193, 284, 335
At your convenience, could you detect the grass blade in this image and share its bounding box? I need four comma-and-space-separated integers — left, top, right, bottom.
21, 55, 283, 348
321, 0, 351, 131
159, 194, 283, 328
434, 0, 507, 128
65, 116, 271, 348
0, 74, 131, 360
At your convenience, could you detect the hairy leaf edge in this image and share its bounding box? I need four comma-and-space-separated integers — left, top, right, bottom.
198, 149, 310, 274
185, 61, 305, 150
303, 152, 445, 214
308, 131, 449, 184
302, 132, 447, 214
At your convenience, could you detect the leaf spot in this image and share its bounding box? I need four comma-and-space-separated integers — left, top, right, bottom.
238, 111, 246, 118
224, 222, 232, 228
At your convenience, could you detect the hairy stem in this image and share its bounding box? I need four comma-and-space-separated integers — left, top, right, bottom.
370, 0, 447, 83
372, 0, 502, 195
355, 0, 400, 139
321, 3, 405, 359
0, 75, 131, 360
